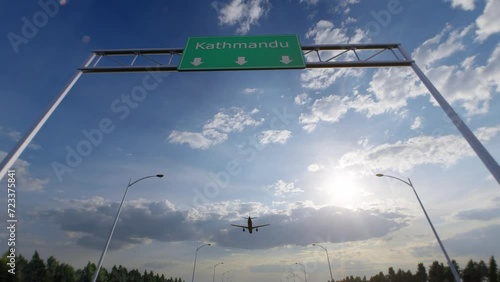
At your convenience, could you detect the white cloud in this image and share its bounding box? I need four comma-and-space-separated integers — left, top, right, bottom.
337, 125, 500, 173
299, 95, 351, 132
300, 68, 364, 90
168, 108, 263, 149
349, 67, 426, 117
306, 19, 367, 45
299, 0, 319, 5
0, 151, 49, 191
301, 20, 367, 89
212, 0, 271, 34
258, 130, 292, 144
294, 93, 311, 105
335, 0, 360, 14
0, 126, 41, 150
241, 88, 261, 94
266, 180, 304, 197
167, 131, 220, 150
445, 0, 476, 10
349, 24, 498, 118
416, 24, 499, 115
411, 117, 423, 130
475, 0, 500, 41
413, 23, 473, 68
307, 163, 324, 172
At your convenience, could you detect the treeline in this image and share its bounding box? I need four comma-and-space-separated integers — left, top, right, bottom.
338, 256, 499, 282
1, 250, 185, 282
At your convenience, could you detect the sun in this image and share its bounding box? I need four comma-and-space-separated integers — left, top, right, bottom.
318, 170, 362, 209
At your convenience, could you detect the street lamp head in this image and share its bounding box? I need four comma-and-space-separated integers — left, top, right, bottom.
156, 174, 164, 178
375, 173, 384, 177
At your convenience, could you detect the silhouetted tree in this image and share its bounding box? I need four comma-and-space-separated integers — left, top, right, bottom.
463, 259, 481, 282
444, 260, 461, 282
415, 263, 427, 282
16, 254, 29, 282
25, 251, 49, 282
478, 260, 489, 280
428, 261, 446, 282
1, 251, 16, 282
46, 256, 59, 281
54, 262, 76, 282
77, 261, 96, 282
128, 268, 142, 281
489, 256, 498, 282
370, 271, 387, 282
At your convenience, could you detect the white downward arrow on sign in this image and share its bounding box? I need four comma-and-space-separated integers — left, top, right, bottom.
280, 56, 292, 64
191, 57, 203, 66
235, 56, 247, 65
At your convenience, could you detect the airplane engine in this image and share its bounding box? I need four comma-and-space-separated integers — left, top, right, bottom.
256, 228, 258, 232
242, 228, 245, 232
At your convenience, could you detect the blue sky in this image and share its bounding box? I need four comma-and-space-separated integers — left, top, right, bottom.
1, 0, 500, 281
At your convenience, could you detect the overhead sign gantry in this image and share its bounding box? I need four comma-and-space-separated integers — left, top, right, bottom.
1, 37, 499, 185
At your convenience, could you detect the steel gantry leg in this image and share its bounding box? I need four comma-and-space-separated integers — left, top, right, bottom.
0, 54, 96, 180
398, 45, 500, 184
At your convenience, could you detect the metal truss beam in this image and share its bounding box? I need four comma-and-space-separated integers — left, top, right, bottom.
79, 43, 412, 73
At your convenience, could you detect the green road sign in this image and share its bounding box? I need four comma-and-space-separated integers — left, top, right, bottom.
177, 35, 305, 71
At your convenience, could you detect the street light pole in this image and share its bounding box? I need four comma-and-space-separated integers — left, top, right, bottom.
222, 270, 230, 282
287, 271, 297, 282
313, 243, 334, 282
91, 174, 164, 282
191, 243, 211, 282
376, 173, 462, 282
213, 262, 224, 282
296, 262, 307, 282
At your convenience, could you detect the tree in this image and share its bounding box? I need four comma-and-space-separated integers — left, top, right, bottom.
388, 267, 396, 281
415, 263, 427, 282
463, 259, 481, 282
428, 261, 446, 282
46, 256, 60, 281
1, 251, 16, 282
489, 256, 498, 282
478, 260, 488, 280
127, 268, 142, 281
16, 254, 29, 282
54, 263, 76, 282
444, 260, 461, 282
77, 261, 96, 282
25, 250, 49, 282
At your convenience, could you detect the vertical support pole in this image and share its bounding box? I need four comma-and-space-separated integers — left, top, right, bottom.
398, 45, 500, 184
0, 53, 97, 181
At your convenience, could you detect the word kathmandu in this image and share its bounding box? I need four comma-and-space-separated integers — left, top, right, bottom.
194, 40, 291, 50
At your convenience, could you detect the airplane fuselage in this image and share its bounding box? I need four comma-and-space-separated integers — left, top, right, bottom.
247, 217, 253, 233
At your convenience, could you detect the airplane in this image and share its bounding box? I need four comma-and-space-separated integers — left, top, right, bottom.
230, 216, 270, 233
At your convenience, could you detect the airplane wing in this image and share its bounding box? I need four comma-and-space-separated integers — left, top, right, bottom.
253, 224, 270, 228
230, 224, 248, 228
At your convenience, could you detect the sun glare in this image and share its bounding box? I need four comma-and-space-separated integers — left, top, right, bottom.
319, 171, 362, 209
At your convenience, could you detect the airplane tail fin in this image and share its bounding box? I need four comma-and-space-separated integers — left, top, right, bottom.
243, 214, 257, 219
